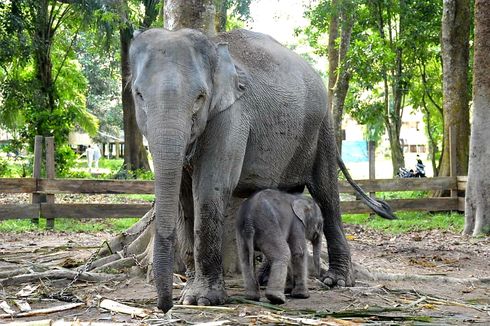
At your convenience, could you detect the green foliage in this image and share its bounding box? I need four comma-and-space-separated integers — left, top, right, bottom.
0, 157, 9, 176
76, 31, 122, 144
220, 0, 252, 21
301, 0, 445, 155
226, 14, 246, 30
0, 0, 101, 174
114, 167, 154, 180
343, 211, 464, 234
55, 144, 78, 176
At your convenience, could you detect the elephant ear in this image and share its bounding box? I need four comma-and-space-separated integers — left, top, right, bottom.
210, 42, 249, 118
292, 198, 312, 227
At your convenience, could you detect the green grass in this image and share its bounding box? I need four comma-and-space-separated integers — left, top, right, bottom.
343, 211, 465, 234
376, 191, 428, 200
0, 217, 140, 233
119, 194, 155, 202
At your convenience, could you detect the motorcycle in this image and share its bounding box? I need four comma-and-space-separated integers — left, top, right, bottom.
398, 161, 426, 178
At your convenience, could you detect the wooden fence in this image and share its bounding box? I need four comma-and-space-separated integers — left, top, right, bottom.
0, 176, 467, 220
0, 136, 467, 225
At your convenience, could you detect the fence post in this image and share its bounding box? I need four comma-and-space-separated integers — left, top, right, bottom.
449, 126, 457, 198
368, 140, 376, 218
31, 135, 43, 224
45, 137, 55, 229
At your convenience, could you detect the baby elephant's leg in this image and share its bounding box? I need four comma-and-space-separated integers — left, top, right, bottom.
236, 232, 260, 301
289, 236, 309, 299
259, 237, 291, 304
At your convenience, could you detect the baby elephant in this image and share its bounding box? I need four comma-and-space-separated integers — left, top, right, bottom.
236, 189, 323, 304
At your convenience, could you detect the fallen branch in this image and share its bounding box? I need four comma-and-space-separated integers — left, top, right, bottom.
172, 304, 236, 312
1, 320, 130, 326
0, 301, 15, 315
0, 269, 124, 287
315, 306, 435, 322
13, 300, 31, 312
99, 299, 151, 318
0, 302, 84, 319
353, 263, 490, 285
229, 297, 285, 312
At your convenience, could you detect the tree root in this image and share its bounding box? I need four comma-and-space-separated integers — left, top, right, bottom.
96, 209, 155, 259
0, 269, 124, 287
88, 209, 155, 275
352, 262, 490, 285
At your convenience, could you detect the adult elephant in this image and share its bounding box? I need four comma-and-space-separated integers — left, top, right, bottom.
129, 28, 394, 312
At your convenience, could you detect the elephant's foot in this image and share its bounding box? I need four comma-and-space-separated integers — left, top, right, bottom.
321, 265, 354, 287
179, 277, 227, 306
244, 290, 260, 301
265, 289, 286, 304
290, 286, 309, 299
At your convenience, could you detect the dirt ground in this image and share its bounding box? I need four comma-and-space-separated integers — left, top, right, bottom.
1, 224, 489, 325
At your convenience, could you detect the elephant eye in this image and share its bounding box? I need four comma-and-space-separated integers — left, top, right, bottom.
196, 92, 206, 101
135, 89, 144, 101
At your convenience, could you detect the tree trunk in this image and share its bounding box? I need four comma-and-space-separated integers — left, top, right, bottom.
464, 0, 490, 236
165, 0, 216, 35
120, 23, 151, 172
374, 0, 406, 177
216, 0, 228, 32
33, 0, 56, 131
326, 0, 339, 116
331, 0, 355, 154
118, 0, 151, 172
438, 0, 470, 178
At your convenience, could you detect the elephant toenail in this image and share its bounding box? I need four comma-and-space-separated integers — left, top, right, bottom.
337, 279, 346, 287
182, 296, 196, 305
323, 277, 334, 286
197, 297, 211, 306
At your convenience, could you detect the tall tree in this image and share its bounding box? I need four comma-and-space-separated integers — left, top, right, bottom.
118, 0, 163, 173
0, 0, 98, 173
438, 0, 471, 178
165, 0, 216, 33
373, 0, 406, 176
215, 0, 252, 32
330, 0, 355, 153
464, 0, 490, 236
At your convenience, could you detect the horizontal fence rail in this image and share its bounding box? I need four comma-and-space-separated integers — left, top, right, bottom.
0, 176, 465, 220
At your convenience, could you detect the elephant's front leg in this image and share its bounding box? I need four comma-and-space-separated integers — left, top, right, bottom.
288, 235, 309, 299
180, 110, 249, 306
177, 168, 195, 286
181, 190, 228, 306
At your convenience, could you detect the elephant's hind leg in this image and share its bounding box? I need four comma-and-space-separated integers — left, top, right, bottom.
307, 121, 354, 287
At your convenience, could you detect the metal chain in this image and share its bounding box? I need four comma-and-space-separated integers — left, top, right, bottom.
50, 206, 156, 302
49, 244, 102, 302
122, 206, 156, 256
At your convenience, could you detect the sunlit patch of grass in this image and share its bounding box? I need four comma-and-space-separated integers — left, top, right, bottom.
108, 218, 140, 232
0, 217, 140, 233
0, 219, 41, 232
119, 194, 155, 202
342, 211, 464, 234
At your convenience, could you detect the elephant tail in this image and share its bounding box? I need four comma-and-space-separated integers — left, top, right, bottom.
337, 155, 397, 220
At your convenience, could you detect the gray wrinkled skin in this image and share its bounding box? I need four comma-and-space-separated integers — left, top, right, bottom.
130, 28, 354, 312
236, 189, 322, 304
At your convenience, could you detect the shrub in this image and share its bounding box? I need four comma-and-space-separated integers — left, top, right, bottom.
0, 158, 9, 176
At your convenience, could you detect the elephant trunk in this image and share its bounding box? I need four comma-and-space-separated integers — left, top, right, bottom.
149, 112, 190, 313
